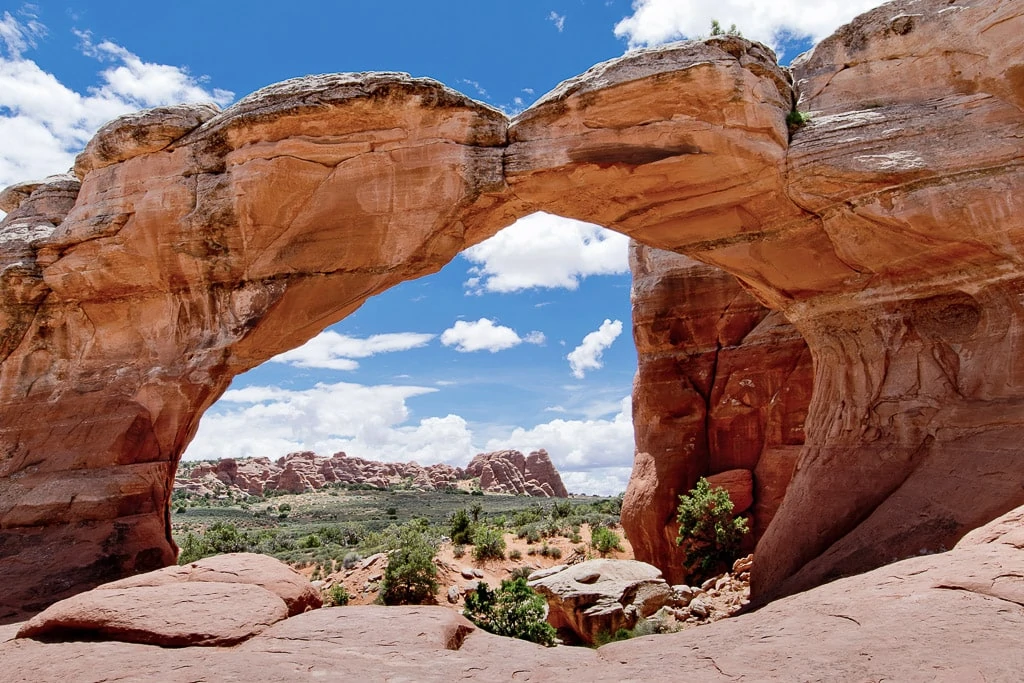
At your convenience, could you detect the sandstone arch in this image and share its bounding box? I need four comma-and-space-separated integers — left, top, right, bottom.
1, 0, 1023, 617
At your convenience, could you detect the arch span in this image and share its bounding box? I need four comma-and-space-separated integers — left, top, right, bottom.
2, 0, 1024, 615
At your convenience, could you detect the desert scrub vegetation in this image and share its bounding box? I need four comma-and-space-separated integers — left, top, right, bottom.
463, 577, 556, 646
472, 525, 506, 561
590, 526, 623, 556
171, 487, 624, 571
676, 477, 748, 582
379, 519, 440, 605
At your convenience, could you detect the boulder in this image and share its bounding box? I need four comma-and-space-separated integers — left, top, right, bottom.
16, 582, 288, 646
528, 559, 674, 644
101, 552, 322, 616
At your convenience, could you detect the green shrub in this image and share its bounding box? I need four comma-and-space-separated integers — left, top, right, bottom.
551, 500, 573, 519
342, 551, 362, 570
787, 110, 811, 128
325, 583, 350, 607
590, 526, 623, 556
675, 477, 749, 582
510, 566, 533, 581
300, 534, 322, 549
379, 521, 439, 605
594, 627, 635, 646
508, 548, 522, 561
449, 508, 474, 545
453, 544, 466, 559
463, 577, 556, 646
517, 524, 542, 544
472, 526, 506, 562
709, 19, 742, 36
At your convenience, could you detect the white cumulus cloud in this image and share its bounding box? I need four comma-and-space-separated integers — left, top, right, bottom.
440, 318, 545, 353
463, 212, 629, 294
0, 9, 233, 211
484, 395, 635, 495
270, 330, 436, 371
184, 381, 477, 466
614, 0, 888, 51
184, 381, 636, 494
567, 319, 623, 379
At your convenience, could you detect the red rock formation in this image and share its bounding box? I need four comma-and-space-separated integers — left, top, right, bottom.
622, 243, 812, 584
176, 449, 566, 498
2, 0, 1024, 614
464, 449, 568, 497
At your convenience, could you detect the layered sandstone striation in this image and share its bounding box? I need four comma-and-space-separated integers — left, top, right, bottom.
1, 0, 1023, 615
176, 449, 567, 497
622, 243, 811, 584
3, 506, 1022, 680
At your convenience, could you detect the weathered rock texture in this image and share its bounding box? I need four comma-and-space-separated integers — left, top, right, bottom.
528, 559, 674, 644
1, 507, 1022, 680
465, 449, 569, 498
622, 243, 812, 584
176, 448, 567, 497
1, 0, 1023, 615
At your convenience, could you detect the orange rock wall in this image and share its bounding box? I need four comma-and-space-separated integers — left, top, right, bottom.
1, 0, 1023, 617
622, 243, 812, 584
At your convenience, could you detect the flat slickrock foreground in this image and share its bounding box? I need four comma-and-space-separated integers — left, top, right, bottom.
3, 506, 1022, 681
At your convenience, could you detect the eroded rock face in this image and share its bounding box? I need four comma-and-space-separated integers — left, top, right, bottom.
177, 449, 567, 498
1, 0, 1023, 615
465, 449, 569, 497
622, 243, 811, 584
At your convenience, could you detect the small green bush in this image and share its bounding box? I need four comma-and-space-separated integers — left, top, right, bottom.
379, 521, 439, 605
508, 548, 522, 561
325, 583, 350, 607
453, 544, 466, 559
675, 477, 748, 582
590, 526, 623, 556
449, 508, 474, 545
472, 526, 506, 562
463, 577, 556, 646
342, 551, 362, 570
787, 110, 811, 128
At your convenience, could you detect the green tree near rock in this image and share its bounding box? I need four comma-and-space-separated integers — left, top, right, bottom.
379, 520, 439, 605
463, 577, 556, 646
675, 477, 748, 582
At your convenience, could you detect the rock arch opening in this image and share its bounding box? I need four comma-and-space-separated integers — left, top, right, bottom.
178, 211, 639, 498
3, 1, 1024, 620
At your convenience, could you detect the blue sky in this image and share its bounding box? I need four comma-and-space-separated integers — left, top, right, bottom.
0, 0, 885, 494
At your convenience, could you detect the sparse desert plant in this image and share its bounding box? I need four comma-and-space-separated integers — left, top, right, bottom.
509, 548, 522, 561
449, 508, 474, 545
342, 551, 363, 570
453, 544, 466, 559
708, 19, 742, 36
325, 583, 350, 606
590, 526, 623, 556
379, 521, 439, 605
472, 525, 506, 562
675, 477, 748, 583
510, 566, 533, 581
463, 577, 556, 646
